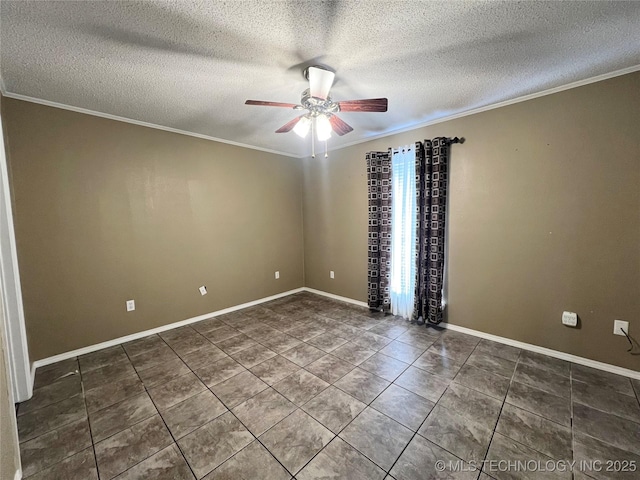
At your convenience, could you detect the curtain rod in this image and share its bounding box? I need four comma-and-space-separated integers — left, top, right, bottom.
391, 137, 464, 154
419, 137, 464, 145
428, 137, 463, 145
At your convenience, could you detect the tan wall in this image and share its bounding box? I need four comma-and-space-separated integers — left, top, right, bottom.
2, 98, 304, 361
303, 72, 640, 371
2, 72, 639, 370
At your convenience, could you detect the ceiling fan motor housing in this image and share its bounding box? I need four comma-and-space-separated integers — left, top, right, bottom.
300, 88, 339, 117
302, 65, 334, 81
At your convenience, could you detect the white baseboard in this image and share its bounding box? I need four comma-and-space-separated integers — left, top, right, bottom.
31, 288, 305, 379
30, 286, 640, 385
302, 287, 369, 308
305, 288, 640, 381
14, 468, 22, 480
442, 323, 640, 380
30, 362, 36, 387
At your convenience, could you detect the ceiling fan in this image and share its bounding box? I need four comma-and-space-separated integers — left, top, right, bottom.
245, 66, 388, 157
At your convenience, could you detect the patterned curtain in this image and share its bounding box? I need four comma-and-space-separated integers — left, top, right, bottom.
413, 143, 427, 322
367, 150, 392, 312
413, 138, 451, 324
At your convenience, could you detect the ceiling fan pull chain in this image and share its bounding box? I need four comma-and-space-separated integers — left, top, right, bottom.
311, 120, 316, 158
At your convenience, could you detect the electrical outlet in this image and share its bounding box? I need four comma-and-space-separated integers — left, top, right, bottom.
275, 271, 280, 279
330, 271, 334, 279
126, 300, 135, 312
199, 286, 207, 295
561, 311, 577, 327
613, 320, 629, 336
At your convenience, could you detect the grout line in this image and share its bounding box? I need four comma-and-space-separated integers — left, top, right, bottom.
274, 363, 392, 474
230, 407, 302, 477
14, 386, 81, 422
385, 338, 488, 476
160, 313, 296, 478
155, 330, 225, 480
78, 364, 102, 479
384, 373, 457, 476
570, 362, 576, 479
301, 324, 449, 474
475, 342, 521, 477
110, 339, 200, 480
201, 378, 297, 476
195, 301, 398, 476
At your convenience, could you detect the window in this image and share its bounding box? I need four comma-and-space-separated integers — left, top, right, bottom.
390, 146, 417, 318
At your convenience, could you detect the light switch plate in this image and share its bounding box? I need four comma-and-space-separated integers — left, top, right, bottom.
275, 271, 280, 279
126, 300, 135, 312
199, 286, 207, 295
330, 271, 335, 279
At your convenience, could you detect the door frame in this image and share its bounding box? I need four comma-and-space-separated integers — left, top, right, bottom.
0, 109, 32, 402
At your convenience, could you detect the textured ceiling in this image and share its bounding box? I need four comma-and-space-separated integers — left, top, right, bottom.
1, 1, 640, 157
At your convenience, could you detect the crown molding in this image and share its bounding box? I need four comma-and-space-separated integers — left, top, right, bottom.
2, 63, 639, 159
0, 90, 300, 158
320, 63, 640, 157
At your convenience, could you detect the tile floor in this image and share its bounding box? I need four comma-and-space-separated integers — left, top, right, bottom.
17, 292, 640, 479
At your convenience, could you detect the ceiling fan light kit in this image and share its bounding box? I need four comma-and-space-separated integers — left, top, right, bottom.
293, 115, 311, 138
315, 114, 332, 141
245, 65, 388, 158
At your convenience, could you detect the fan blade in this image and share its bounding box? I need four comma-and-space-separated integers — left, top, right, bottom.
337, 98, 388, 112
275, 116, 303, 133
308, 66, 335, 100
245, 100, 298, 108
329, 115, 354, 136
